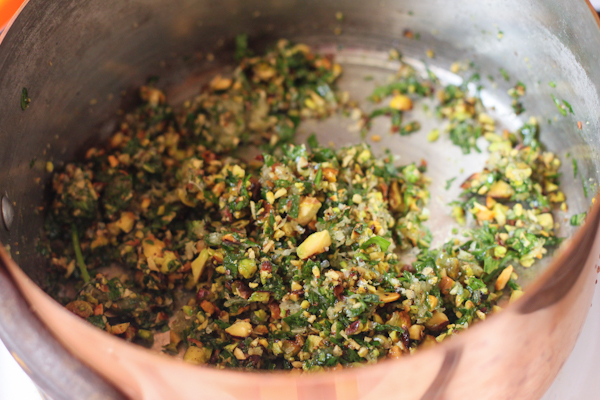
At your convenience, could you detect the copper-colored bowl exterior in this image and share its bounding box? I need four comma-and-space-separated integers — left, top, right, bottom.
3, 207, 600, 400
1, 1, 600, 399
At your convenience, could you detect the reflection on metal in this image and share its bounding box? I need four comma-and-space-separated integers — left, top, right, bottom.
1, 0, 600, 399
1, 196, 13, 231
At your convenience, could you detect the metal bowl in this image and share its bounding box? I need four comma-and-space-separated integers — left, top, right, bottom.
1, 1, 600, 399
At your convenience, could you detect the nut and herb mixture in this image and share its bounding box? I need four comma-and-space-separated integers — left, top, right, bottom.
41, 39, 567, 371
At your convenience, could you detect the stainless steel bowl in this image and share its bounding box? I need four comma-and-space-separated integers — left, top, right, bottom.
1, 1, 600, 399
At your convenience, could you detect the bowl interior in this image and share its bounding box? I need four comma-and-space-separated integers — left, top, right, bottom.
0, 0, 598, 326
1, 2, 600, 400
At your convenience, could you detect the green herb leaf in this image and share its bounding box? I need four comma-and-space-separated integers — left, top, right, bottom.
551, 94, 567, 116
307, 133, 319, 150
283, 311, 309, 328
562, 100, 574, 115
263, 154, 274, 167
360, 236, 391, 252
87, 315, 106, 329
369, 107, 392, 119
314, 166, 323, 187
203, 190, 219, 204
445, 177, 457, 190
289, 194, 300, 219
71, 224, 90, 283
21, 87, 30, 110
483, 256, 501, 274
570, 212, 587, 226
234, 34, 250, 61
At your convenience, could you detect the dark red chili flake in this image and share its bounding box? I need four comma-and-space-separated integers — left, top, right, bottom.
232, 281, 253, 299
345, 320, 361, 335
210, 349, 220, 364
400, 330, 410, 348
334, 284, 344, 300
401, 264, 416, 273
196, 288, 210, 301
246, 355, 262, 368
268, 301, 281, 320
261, 261, 272, 273
250, 177, 262, 202
202, 150, 217, 163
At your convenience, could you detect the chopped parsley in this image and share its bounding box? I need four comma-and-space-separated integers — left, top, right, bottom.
570, 212, 586, 226
21, 87, 30, 110
41, 40, 572, 372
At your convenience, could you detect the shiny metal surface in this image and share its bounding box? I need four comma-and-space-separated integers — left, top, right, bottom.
0, 264, 124, 400
1, 1, 600, 399
1, 196, 14, 230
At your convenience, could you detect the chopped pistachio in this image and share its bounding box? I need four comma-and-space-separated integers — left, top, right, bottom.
427, 129, 440, 142
297, 230, 332, 260
43, 37, 569, 372
225, 321, 253, 338
183, 346, 212, 365
239, 258, 258, 279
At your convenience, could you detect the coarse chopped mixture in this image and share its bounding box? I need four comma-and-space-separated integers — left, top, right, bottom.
40, 39, 567, 371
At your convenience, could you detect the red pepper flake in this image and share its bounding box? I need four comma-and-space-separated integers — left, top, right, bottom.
400, 330, 410, 348
246, 355, 262, 368
200, 300, 216, 315
250, 177, 261, 201
210, 349, 220, 364
181, 261, 191, 273
156, 311, 169, 322
268, 301, 281, 320
379, 182, 389, 198
577, 121, 582, 130
196, 288, 210, 301
124, 326, 136, 341
345, 320, 361, 335
401, 264, 416, 273
333, 284, 344, 300
202, 150, 217, 163
93, 304, 104, 316
261, 261, 272, 272
232, 281, 253, 299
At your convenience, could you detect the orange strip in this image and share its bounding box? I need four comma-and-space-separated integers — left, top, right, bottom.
0, 0, 24, 30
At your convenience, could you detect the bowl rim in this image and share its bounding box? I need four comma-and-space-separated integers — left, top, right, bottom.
1, 0, 600, 395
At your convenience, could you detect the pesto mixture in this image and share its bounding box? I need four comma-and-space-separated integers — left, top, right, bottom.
41, 39, 566, 370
